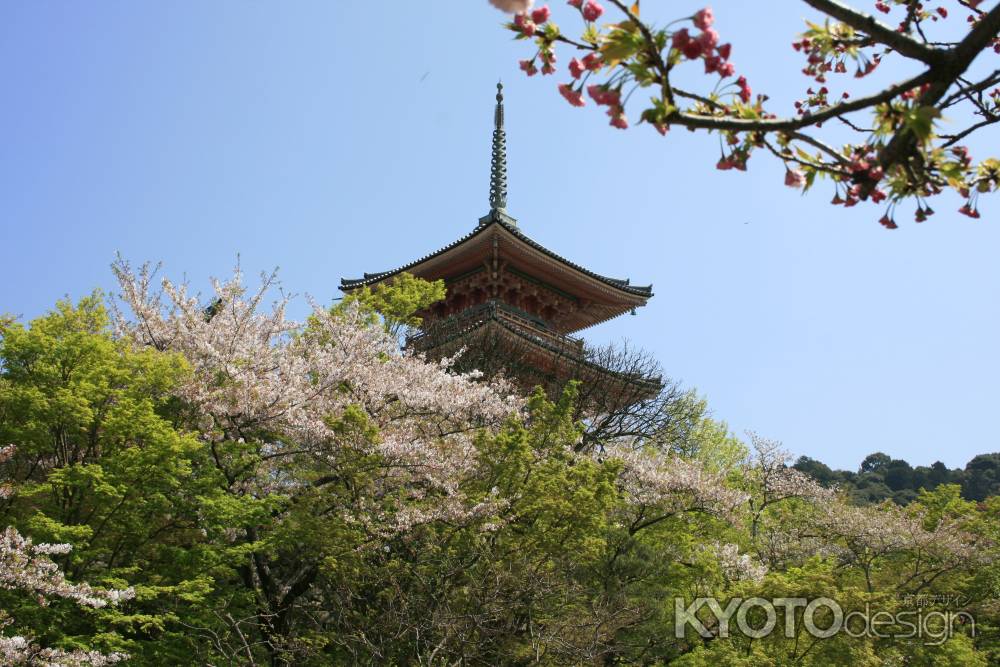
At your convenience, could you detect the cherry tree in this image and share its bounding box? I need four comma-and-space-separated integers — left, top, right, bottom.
491, 0, 1000, 228
737, 434, 989, 591
110, 259, 530, 659
111, 259, 521, 530
603, 442, 749, 525
814, 496, 985, 592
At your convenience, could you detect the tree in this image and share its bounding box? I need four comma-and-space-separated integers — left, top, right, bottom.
963, 452, 1000, 500
929, 459, 958, 486
860, 451, 892, 474
336, 272, 446, 340
0, 443, 133, 665
883, 457, 915, 490
110, 259, 522, 663
108, 259, 778, 663
0, 294, 227, 663
492, 0, 1000, 228
793, 454, 837, 485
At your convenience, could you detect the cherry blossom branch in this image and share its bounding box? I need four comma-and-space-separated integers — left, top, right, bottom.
497, 0, 1000, 226
800, 0, 946, 65
673, 70, 934, 132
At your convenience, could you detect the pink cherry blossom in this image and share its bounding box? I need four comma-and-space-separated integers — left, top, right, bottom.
784, 169, 806, 188
737, 75, 752, 102
0, 637, 129, 666
530, 5, 550, 23
694, 7, 714, 30
558, 82, 586, 106
681, 39, 703, 59
712, 542, 767, 583
581, 51, 602, 71
608, 107, 629, 129
603, 444, 748, 521
587, 84, 619, 106
697, 28, 719, 50
569, 57, 585, 78
582, 0, 603, 21
111, 259, 522, 530
1, 526, 135, 610
671, 28, 690, 50
513, 13, 537, 35
0, 513, 134, 666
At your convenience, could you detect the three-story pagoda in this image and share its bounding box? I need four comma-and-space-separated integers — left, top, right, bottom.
341, 83, 658, 402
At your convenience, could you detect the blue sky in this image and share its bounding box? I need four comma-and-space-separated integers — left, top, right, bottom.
1, 2, 998, 470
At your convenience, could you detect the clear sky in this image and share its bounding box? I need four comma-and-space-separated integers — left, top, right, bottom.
1, 2, 998, 470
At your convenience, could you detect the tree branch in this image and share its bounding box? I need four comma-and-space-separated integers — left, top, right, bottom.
672, 70, 932, 132
950, 3, 1000, 69
876, 3, 1000, 176
800, 0, 947, 66
941, 113, 1000, 147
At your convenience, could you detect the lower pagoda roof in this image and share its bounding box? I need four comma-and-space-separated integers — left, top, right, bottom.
407, 300, 662, 400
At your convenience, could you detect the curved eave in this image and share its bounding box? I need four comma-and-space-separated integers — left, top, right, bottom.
570, 307, 638, 333
340, 218, 653, 299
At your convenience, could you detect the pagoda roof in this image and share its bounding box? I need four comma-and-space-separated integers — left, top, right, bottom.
408, 303, 662, 398
340, 216, 652, 298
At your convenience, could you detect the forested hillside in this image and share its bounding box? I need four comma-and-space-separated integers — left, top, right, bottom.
795, 452, 1000, 505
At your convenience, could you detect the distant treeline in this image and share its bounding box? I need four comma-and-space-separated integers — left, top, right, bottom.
793, 452, 1000, 505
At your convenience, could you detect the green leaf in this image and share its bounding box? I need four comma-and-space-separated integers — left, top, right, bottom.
903, 105, 940, 144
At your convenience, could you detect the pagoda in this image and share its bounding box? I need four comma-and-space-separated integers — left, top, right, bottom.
341, 83, 658, 403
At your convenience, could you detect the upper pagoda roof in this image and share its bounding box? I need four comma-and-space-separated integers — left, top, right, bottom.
339, 215, 653, 299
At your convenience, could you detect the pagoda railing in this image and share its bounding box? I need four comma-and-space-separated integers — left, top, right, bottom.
408, 300, 585, 357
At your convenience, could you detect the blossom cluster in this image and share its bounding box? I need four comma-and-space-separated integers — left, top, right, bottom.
0, 514, 133, 666
111, 259, 522, 531
746, 433, 836, 506
0, 445, 14, 500
603, 443, 749, 521
0, 526, 134, 609
712, 542, 768, 583
503, 2, 748, 134
0, 636, 128, 667
671, 9, 737, 81
816, 500, 983, 567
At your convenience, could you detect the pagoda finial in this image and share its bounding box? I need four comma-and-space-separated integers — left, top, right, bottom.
489, 81, 508, 213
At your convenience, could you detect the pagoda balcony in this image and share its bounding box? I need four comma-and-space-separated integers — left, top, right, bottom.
407, 300, 586, 358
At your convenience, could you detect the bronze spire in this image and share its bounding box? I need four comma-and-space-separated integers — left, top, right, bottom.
478, 82, 517, 228
489, 81, 508, 213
